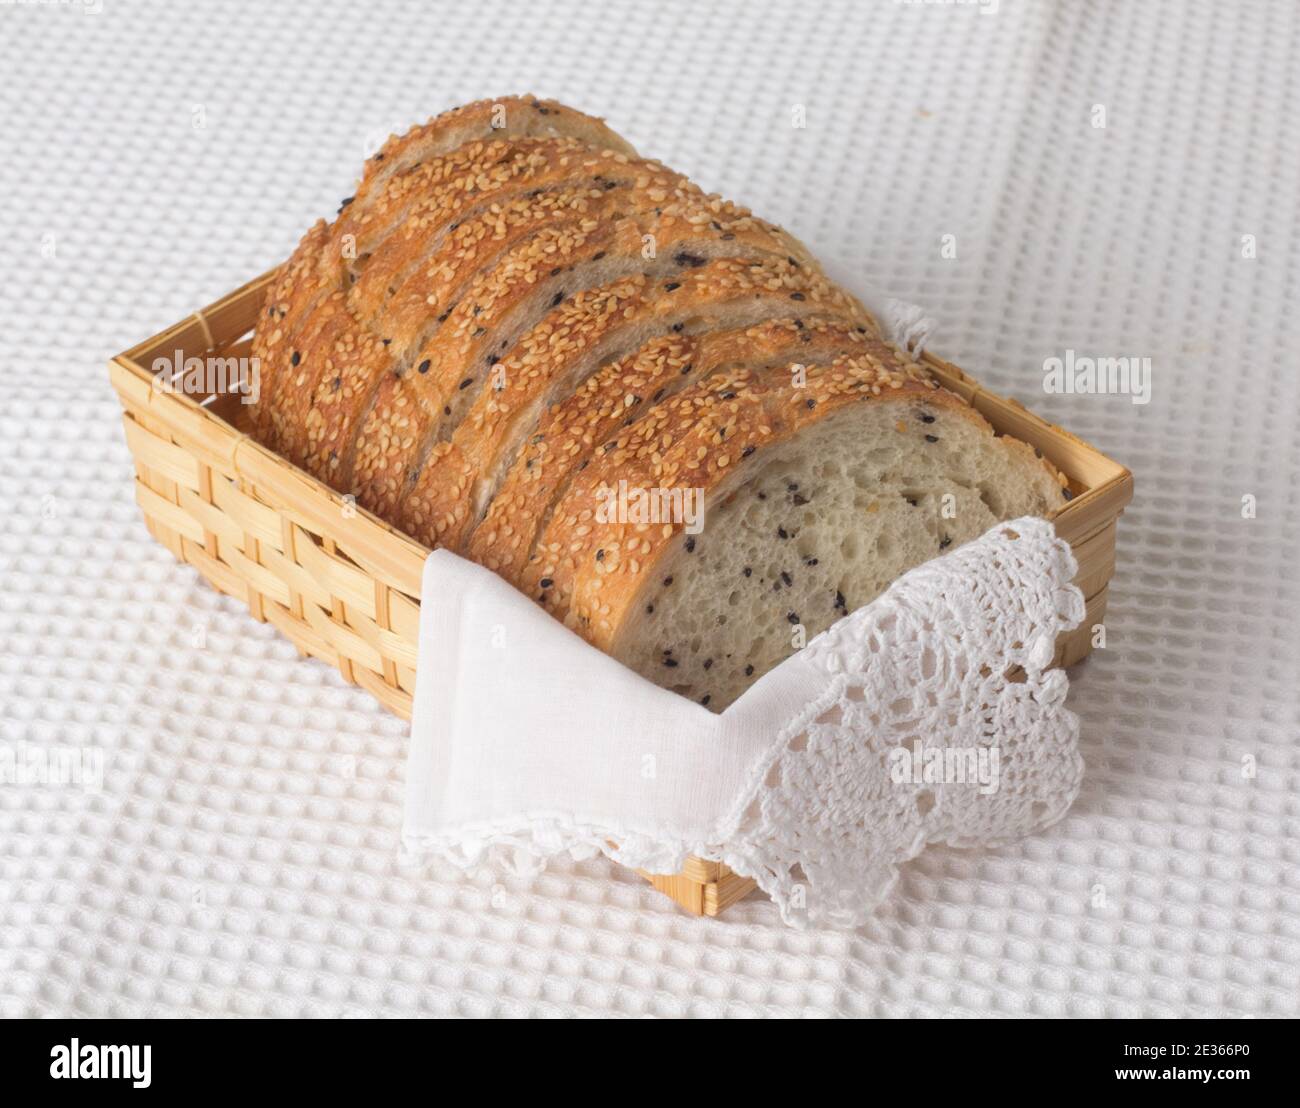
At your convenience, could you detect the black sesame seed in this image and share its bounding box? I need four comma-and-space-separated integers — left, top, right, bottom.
417, 359, 431, 374
444, 405, 451, 416
539, 577, 554, 588
925, 434, 939, 443
703, 658, 713, 670
663, 657, 679, 668
663, 576, 673, 586
459, 377, 474, 389
781, 571, 793, 587
673, 251, 707, 267
331, 376, 341, 391
382, 337, 392, 345
744, 664, 754, 677
700, 694, 711, 706
290, 350, 301, 366
792, 493, 809, 505
664, 281, 681, 291
671, 323, 685, 333
550, 292, 565, 307
789, 292, 806, 301
787, 611, 800, 624
777, 527, 789, 539
804, 556, 818, 566
593, 251, 606, 260
437, 310, 450, 323
939, 535, 952, 550
646, 604, 654, 614
742, 567, 752, 577
685, 536, 696, 553
486, 353, 499, 366
919, 412, 936, 424
1063, 487, 1075, 501
834, 590, 846, 611
805, 398, 816, 409
595, 549, 605, 561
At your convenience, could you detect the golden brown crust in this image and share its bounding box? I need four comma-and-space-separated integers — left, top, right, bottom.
264, 102, 644, 473
360, 96, 637, 204
346, 140, 646, 326
393, 256, 868, 552
250, 220, 333, 452
466, 318, 876, 581
347, 201, 866, 532
330, 98, 637, 275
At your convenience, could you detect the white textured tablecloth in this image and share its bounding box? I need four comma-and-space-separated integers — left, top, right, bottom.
1, 0, 1296, 1018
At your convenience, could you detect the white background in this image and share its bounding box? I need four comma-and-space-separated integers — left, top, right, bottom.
1, 0, 1296, 1017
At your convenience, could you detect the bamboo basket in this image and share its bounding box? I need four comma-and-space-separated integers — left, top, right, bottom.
109, 270, 1133, 918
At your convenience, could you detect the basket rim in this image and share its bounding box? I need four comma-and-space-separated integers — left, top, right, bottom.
110, 267, 1133, 586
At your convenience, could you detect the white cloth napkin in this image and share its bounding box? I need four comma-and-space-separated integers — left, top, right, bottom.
402, 517, 1086, 927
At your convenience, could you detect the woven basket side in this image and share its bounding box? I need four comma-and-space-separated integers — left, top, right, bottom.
110, 298, 425, 720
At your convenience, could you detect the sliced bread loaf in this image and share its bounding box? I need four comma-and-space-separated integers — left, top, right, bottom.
250, 97, 1067, 712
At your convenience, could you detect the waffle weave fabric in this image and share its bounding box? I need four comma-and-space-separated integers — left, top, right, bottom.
1, 0, 1296, 1017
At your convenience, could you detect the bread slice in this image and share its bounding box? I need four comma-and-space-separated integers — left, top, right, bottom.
250, 220, 333, 454
528, 356, 1066, 709
354, 96, 636, 212
348, 214, 869, 530
467, 317, 874, 581
390, 257, 868, 549
262, 107, 645, 469
349, 141, 684, 327
331, 98, 637, 277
